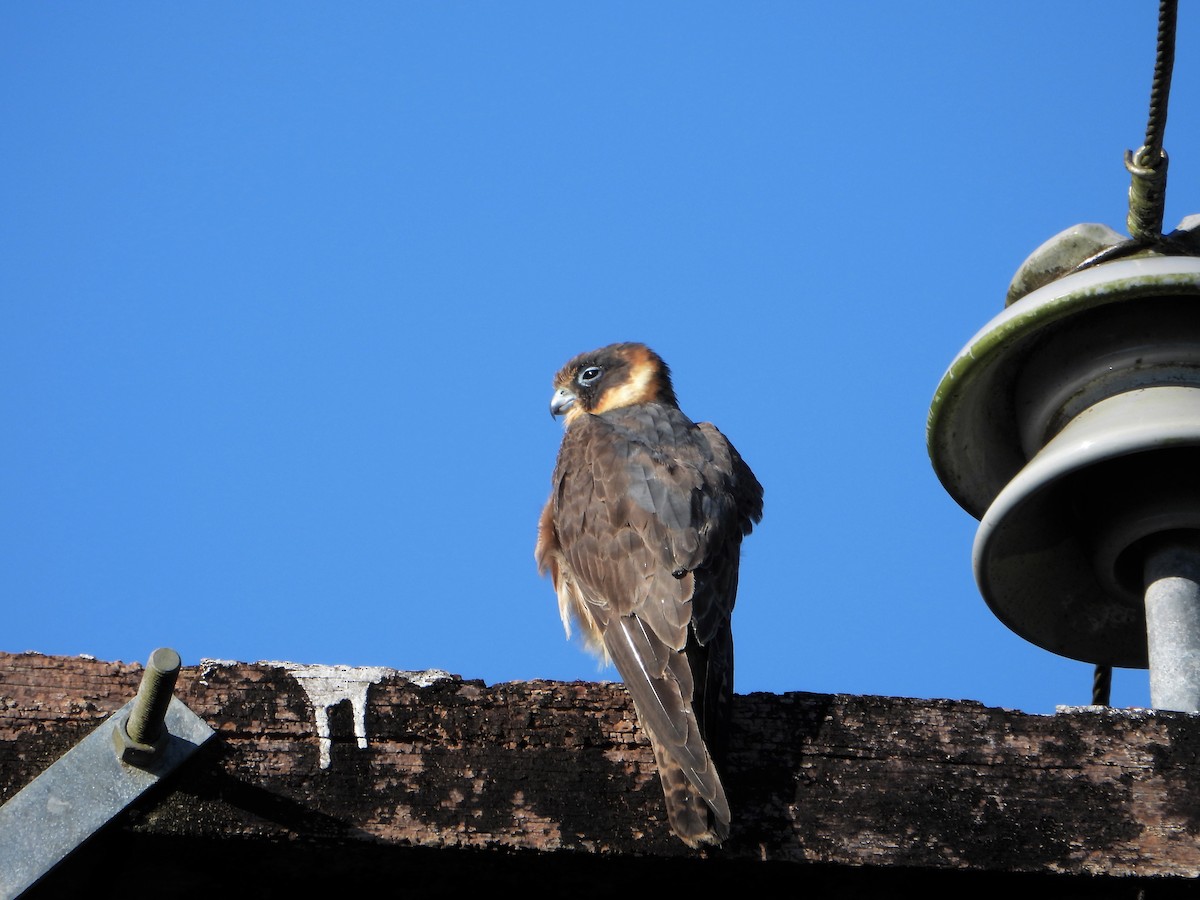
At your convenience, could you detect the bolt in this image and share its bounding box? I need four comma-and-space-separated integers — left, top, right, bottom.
113, 647, 181, 766
126, 648, 181, 744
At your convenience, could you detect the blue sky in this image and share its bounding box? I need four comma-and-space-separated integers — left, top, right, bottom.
3, 3, 1197, 714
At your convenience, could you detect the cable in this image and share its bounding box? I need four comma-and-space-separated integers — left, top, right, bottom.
1125, 0, 1178, 242
1092, 664, 1112, 707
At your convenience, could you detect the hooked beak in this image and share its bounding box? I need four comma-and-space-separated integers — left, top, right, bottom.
550, 387, 576, 419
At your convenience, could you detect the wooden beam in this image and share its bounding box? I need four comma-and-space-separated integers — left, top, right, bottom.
2, 651, 1198, 895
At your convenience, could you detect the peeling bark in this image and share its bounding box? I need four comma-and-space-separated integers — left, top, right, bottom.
2, 651, 1199, 896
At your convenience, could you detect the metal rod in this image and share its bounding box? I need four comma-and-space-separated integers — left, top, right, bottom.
125, 647, 182, 745
1143, 536, 1200, 712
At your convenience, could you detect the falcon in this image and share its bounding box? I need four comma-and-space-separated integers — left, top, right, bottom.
535, 342, 763, 847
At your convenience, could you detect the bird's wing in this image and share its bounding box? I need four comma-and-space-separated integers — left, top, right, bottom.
686, 422, 762, 761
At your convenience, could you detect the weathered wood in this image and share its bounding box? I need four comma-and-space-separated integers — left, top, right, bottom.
2, 650, 1199, 895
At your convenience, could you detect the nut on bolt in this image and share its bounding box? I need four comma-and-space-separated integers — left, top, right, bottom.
112, 647, 182, 766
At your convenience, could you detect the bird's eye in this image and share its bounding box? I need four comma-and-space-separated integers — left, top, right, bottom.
578, 366, 602, 385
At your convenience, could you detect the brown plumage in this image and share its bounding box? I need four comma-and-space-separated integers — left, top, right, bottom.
535, 342, 763, 847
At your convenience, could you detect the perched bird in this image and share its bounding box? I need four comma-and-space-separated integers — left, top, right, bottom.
535, 342, 763, 847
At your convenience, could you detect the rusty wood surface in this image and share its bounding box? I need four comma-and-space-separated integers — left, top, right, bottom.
2, 650, 1200, 892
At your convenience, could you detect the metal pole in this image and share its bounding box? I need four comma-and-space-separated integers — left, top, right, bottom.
1143, 535, 1200, 712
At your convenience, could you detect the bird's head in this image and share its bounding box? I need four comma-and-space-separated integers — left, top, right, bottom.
549, 342, 678, 425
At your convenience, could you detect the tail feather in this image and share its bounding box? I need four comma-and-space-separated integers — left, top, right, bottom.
604, 617, 731, 840
649, 736, 730, 847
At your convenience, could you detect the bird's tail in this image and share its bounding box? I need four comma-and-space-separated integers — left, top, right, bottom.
604, 616, 733, 847
649, 739, 730, 847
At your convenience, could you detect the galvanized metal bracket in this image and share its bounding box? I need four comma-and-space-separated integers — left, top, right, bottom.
0, 651, 215, 899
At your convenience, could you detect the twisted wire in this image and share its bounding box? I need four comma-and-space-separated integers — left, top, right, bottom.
1126, 0, 1177, 242
1092, 664, 1112, 707
1140, 0, 1177, 160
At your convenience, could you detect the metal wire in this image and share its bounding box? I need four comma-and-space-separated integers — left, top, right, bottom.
1092, 664, 1112, 706
1141, 0, 1177, 159
1126, 0, 1178, 242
